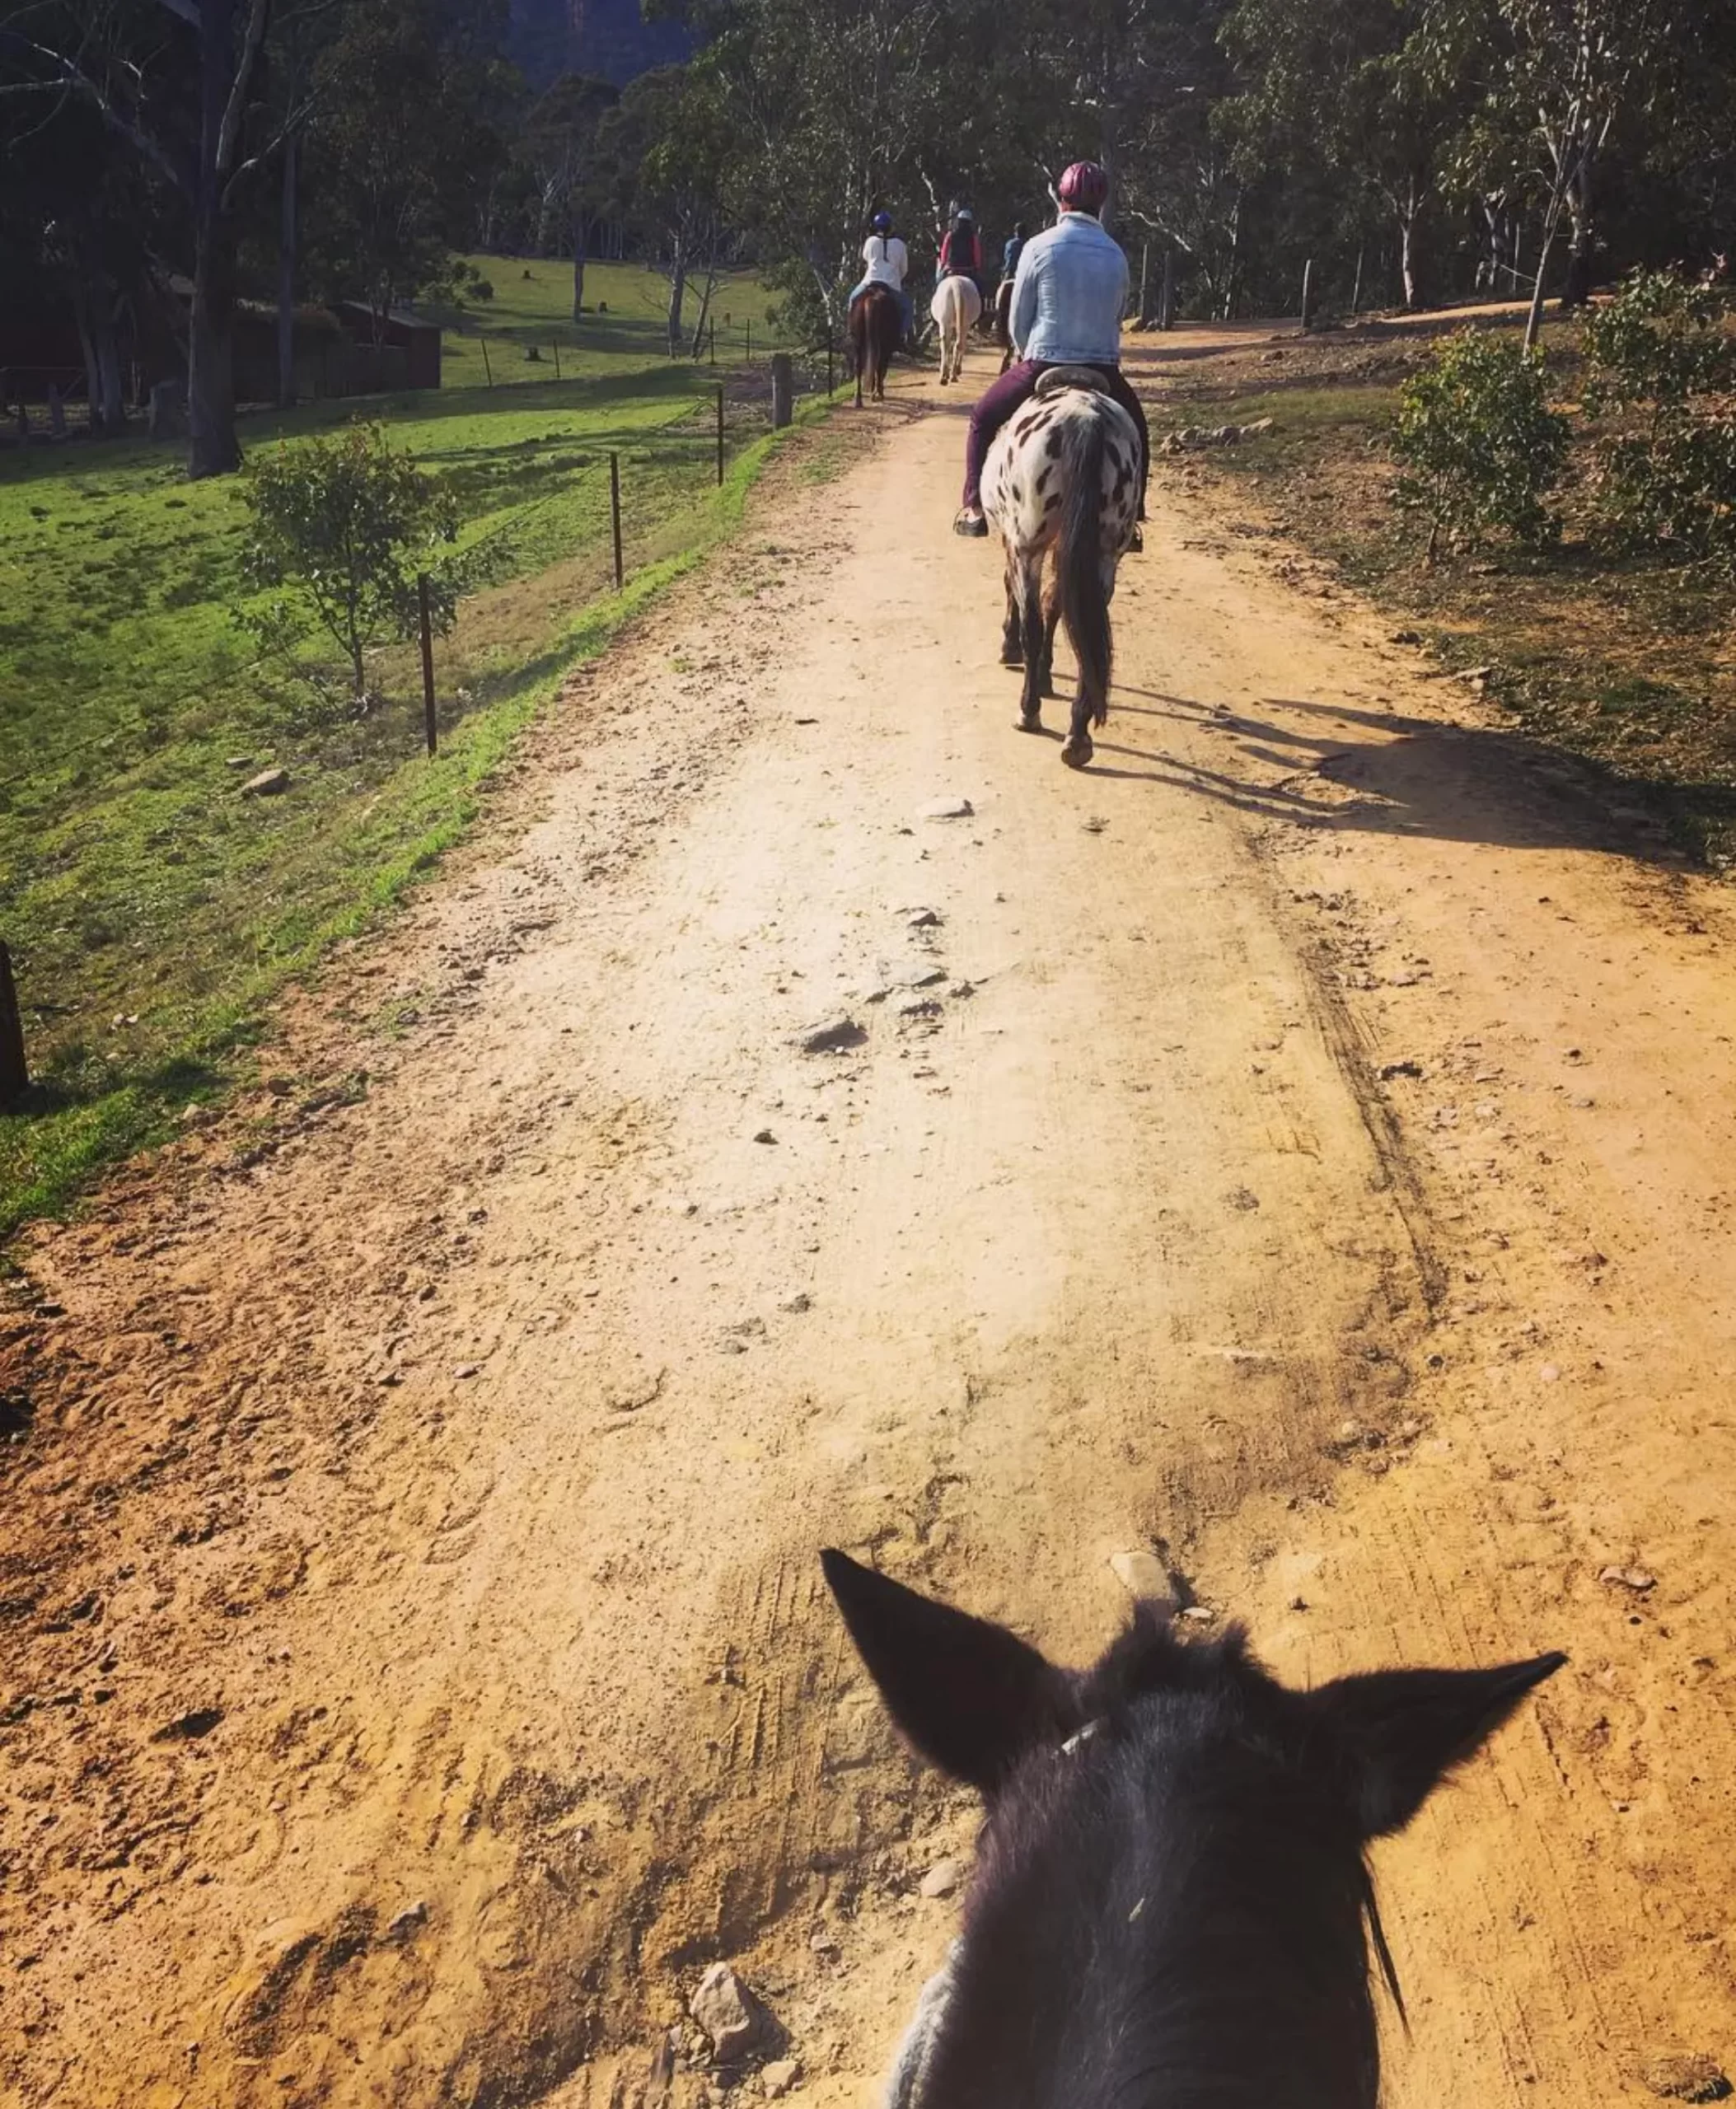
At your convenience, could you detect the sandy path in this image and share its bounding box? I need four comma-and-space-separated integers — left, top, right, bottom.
4, 349, 1735, 2109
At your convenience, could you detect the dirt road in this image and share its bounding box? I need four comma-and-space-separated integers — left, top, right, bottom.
4, 342, 1735, 2109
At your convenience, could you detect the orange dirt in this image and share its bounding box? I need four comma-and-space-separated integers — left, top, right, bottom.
3, 341, 1734, 2109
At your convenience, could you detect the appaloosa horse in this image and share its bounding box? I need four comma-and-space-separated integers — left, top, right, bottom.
849, 285, 902, 406
931, 274, 983, 385
982, 369, 1141, 767
821, 1549, 1563, 2109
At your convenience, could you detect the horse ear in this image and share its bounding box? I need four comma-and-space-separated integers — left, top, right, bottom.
821, 1550, 1077, 1794
1313, 1652, 1566, 1839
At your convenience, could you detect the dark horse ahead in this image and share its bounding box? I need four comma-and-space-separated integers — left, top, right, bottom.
822, 1549, 1563, 2109
849, 285, 901, 407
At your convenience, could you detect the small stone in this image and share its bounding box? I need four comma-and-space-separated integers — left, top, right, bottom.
1177, 1604, 1215, 1622
1337, 1419, 1363, 1445
1378, 1059, 1423, 1080
225, 755, 255, 769
1600, 1566, 1657, 1593
761, 2060, 801, 2099
799, 1017, 866, 1055
241, 767, 290, 797
1643, 2052, 1732, 2102
919, 1859, 962, 1899
387, 1900, 428, 1941
1397, 1419, 1423, 1441
452, 1364, 480, 1380
1539, 1363, 1561, 1382
921, 796, 974, 821
152, 1706, 223, 1742
807, 1931, 840, 1957
907, 909, 945, 929
689, 1963, 771, 2064
781, 1293, 812, 1314
1226, 1186, 1260, 1212
753, 1129, 777, 1144
1109, 1550, 1171, 1602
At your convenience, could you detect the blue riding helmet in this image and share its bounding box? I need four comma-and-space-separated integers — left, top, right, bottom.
871, 211, 892, 233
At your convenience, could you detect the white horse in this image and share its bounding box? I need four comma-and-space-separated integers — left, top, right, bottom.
982, 370, 1140, 769
930, 274, 983, 385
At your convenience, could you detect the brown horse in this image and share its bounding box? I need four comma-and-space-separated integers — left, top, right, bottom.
849, 285, 901, 406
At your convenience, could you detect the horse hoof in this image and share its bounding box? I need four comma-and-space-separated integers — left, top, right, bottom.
1000, 647, 1024, 667
1016, 714, 1043, 733
1060, 737, 1092, 769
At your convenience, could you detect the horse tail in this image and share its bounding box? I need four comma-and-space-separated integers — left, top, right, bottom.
1056, 409, 1111, 724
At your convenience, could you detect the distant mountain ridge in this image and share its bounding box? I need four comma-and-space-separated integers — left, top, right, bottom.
508, 0, 691, 87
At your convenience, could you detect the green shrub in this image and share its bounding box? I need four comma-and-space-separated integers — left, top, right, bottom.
1391, 329, 1570, 563
238, 422, 459, 701
1582, 270, 1736, 565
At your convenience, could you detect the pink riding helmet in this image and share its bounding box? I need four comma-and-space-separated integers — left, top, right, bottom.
1057, 161, 1110, 214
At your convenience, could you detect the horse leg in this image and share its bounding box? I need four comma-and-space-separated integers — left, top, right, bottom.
1039, 568, 1060, 699
1014, 554, 1046, 730
1000, 546, 1024, 667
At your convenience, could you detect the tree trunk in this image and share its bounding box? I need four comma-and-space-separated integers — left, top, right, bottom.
278, 129, 298, 406
94, 298, 126, 433
187, 0, 242, 479
1560, 156, 1596, 309
688, 231, 722, 359
1398, 207, 1420, 311
572, 202, 587, 321
187, 230, 240, 478
73, 299, 102, 434
666, 238, 687, 358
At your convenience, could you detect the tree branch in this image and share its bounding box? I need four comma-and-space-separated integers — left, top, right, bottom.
215, 0, 273, 179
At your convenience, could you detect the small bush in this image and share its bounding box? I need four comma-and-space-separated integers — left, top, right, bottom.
1391, 330, 1570, 563
1582, 270, 1736, 566
238, 423, 459, 701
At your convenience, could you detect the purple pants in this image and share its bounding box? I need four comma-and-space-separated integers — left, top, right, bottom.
962, 358, 1149, 513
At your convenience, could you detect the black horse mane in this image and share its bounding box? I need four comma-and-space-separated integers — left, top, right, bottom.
927, 1611, 1390, 2109
1074, 1608, 1408, 2022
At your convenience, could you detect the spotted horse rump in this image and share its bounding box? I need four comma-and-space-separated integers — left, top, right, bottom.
982, 367, 1139, 767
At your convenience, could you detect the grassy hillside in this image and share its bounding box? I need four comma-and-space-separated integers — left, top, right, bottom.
0, 264, 818, 1242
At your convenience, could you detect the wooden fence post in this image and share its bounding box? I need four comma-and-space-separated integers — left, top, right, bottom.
716, 386, 724, 486
0, 942, 28, 1109
480, 336, 494, 388
746, 320, 752, 363
1138, 243, 1150, 323
610, 451, 624, 588
418, 574, 437, 757
770, 352, 793, 429
552, 340, 562, 381
1160, 250, 1176, 332
1300, 258, 1316, 332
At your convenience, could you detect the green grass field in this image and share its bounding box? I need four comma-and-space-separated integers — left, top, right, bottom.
0, 261, 820, 1243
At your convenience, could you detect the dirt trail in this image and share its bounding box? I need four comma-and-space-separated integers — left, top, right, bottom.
4, 344, 1736, 2109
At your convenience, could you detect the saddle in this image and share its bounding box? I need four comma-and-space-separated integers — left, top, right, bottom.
1034, 364, 1110, 399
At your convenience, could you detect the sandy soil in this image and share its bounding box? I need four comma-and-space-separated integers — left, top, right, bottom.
3, 342, 1735, 2109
